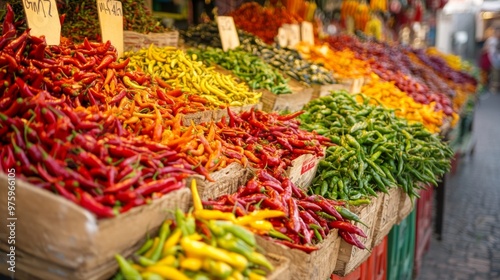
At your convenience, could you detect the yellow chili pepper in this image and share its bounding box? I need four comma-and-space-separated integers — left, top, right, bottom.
180, 257, 203, 271
194, 209, 236, 222
248, 271, 267, 280
141, 271, 163, 280
190, 179, 203, 211
146, 265, 190, 280
202, 259, 233, 278
248, 220, 273, 232
156, 255, 178, 267
180, 237, 248, 271
235, 210, 285, 225
161, 229, 182, 257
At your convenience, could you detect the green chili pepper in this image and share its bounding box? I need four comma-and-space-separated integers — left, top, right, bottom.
115, 254, 142, 280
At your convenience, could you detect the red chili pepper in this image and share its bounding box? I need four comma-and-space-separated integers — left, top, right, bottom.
287, 198, 301, 233
53, 183, 78, 204
108, 57, 129, 69
94, 194, 117, 207
4, 30, 28, 52
329, 221, 367, 238
297, 201, 322, 212
277, 110, 304, 121
274, 240, 318, 253
95, 54, 115, 71
299, 210, 326, 239
109, 89, 127, 105
15, 77, 34, 98
76, 188, 116, 218
307, 209, 329, 235
261, 180, 285, 193
2, 4, 15, 36
339, 230, 366, 250
104, 170, 142, 194
134, 177, 177, 197
108, 145, 137, 158
306, 195, 344, 221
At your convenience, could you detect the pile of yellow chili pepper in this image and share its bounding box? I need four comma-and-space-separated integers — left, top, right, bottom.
114, 181, 281, 280
361, 73, 446, 133
121, 45, 261, 108
296, 42, 372, 79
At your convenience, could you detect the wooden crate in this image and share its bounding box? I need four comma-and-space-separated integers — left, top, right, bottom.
334, 195, 383, 276
311, 83, 351, 100
256, 230, 341, 280
261, 79, 313, 113
0, 173, 191, 280
286, 147, 325, 189
123, 30, 179, 52
185, 162, 253, 201
372, 188, 401, 247
180, 110, 213, 126
397, 188, 416, 224
267, 253, 291, 280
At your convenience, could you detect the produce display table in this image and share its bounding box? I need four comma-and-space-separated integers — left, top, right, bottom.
0, 1, 480, 279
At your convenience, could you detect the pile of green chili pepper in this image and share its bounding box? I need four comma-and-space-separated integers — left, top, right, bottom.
181, 23, 335, 86
299, 91, 453, 201
188, 47, 292, 95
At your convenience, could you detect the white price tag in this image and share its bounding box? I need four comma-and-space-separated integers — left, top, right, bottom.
277, 27, 288, 47
97, 0, 124, 56
22, 0, 61, 45
217, 16, 240, 52
301, 21, 314, 45
287, 24, 301, 49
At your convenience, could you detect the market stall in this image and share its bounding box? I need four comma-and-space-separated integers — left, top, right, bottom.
0, 1, 479, 279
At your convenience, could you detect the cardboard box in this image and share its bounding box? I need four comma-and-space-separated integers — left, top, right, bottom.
186, 162, 252, 201
261, 79, 313, 113
267, 253, 291, 280
372, 187, 401, 247
334, 195, 382, 276
0, 173, 191, 280
286, 148, 325, 190
256, 230, 341, 280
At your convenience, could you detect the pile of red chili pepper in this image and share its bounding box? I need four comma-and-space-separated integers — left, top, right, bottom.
203, 169, 367, 252
229, 2, 304, 44
0, 96, 194, 217
0, 5, 219, 217
217, 109, 331, 177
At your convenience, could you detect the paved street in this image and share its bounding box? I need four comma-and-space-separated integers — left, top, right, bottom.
417, 92, 500, 280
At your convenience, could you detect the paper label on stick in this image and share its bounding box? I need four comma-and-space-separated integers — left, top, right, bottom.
287, 24, 301, 49
22, 0, 61, 45
301, 21, 314, 45
217, 16, 240, 52
97, 0, 124, 56
277, 27, 288, 47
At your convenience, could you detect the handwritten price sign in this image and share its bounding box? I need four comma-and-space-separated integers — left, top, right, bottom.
22, 0, 61, 45
301, 21, 314, 45
97, 0, 124, 56
217, 16, 240, 52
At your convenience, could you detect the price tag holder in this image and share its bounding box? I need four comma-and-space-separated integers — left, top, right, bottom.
277, 27, 288, 47
217, 16, 240, 52
22, 0, 61, 45
97, 0, 124, 56
301, 21, 314, 45
286, 24, 301, 49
